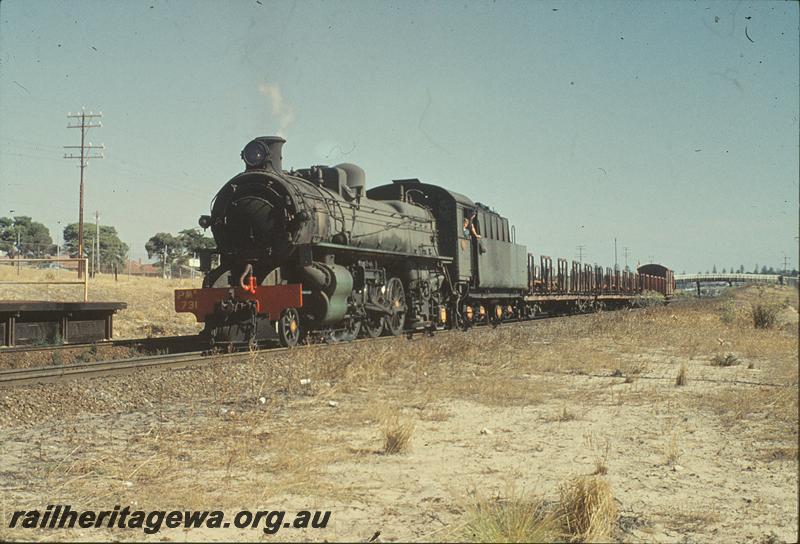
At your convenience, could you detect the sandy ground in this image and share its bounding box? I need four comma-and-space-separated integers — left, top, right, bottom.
0, 285, 797, 542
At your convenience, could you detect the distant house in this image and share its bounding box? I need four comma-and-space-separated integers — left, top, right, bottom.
126, 259, 161, 277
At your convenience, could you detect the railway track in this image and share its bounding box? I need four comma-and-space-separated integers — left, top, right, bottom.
0, 333, 403, 387
0, 308, 653, 388
0, 334, 206, 356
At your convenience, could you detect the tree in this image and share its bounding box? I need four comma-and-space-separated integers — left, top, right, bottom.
63, 223, 128, 270
146, 229, 215, 272
760, 265, 768, 274
145, 232, 180, 271
712, 265, 717, 273
176, 229, 215, 264
753, 264, 759, 274
0, 216, 53, 257
722, 268, 726, 274
738, 265, 744, 273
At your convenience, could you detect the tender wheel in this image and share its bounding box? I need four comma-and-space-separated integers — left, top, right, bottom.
362, 314, 384, 338
385, 277, 406, 336
278, 308, 301, 347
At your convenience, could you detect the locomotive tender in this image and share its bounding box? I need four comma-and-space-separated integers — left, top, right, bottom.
175, 136, 673, 346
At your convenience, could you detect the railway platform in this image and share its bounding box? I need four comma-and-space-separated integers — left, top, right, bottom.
0, 301, 127, 347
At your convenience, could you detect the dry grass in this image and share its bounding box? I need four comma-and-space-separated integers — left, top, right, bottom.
704, 386, 798, 434
675, 363, 688, 386
663, 431, 682, 467
381, 414, 415, 454
585, 434, 610, 476
557, 475, 619, 542
2, 280, 797, 542
552, 405, 578, 422
460, 489, 560, 543
668, 508, 721, 531
460, 476, 619, 543
418, 405, 451, 422
0, 264, 203, 338
751, 303, 779, 329
710, 353, 740, 367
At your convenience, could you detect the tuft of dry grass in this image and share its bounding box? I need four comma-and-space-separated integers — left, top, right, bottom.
585, 434, 610, 476
418, 405, 451, 422
710, 353, 739, 367
382, 415, 415, 454
664, 432, 682, 466
669, 508, 721, 530
460, 489, 560, 543
675, 363, 688, 386
751, 303, 779, 329
557, 475, 619, 542
557, 406, 578, 422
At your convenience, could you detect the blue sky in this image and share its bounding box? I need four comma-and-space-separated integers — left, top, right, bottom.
1, 0, 797, 273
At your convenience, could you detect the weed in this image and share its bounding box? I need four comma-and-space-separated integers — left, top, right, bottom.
710, 353, 739, 367
382, 415, 414, 454
557, 406, 577, 422
664, 432, 682, 466
636, 290, 665, 308
461, 489, 559, 543
719, 300, 737, 324
51, 350, 63, 366
751, 303, 779, 329
585, 434, 610, 476
675, 363, 688, 386
557, 475, 618, 542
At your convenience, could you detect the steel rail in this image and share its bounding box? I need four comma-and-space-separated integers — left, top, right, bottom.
0, 333, 406, 387
0, 310, 609, 387
0, 335, 205, 355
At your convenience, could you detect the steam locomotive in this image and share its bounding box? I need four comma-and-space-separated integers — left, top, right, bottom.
175, 136, 673, 347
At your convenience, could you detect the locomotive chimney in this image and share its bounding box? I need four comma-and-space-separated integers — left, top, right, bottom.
241, 136, 285, 172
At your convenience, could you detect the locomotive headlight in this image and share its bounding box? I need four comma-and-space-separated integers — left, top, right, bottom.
242, 140, 268, 168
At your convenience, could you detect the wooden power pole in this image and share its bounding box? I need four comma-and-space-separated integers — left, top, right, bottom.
64, 109, 104, 278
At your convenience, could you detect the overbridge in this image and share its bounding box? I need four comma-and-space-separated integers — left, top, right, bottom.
675, 273, 798, 295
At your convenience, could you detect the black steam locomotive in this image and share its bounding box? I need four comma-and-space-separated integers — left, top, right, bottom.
175, 136, 672, 346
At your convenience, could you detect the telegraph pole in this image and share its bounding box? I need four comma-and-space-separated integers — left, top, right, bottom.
623, 247, 630, 270
614, 238, 618, 271
576, 245, 586, 263
64, 109, 104, 278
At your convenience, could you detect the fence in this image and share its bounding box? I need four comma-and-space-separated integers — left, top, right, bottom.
0, 258, 89, 302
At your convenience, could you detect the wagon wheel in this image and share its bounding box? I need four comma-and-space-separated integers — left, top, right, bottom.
362, 314, 384, 338
384, 277, 406, 336
278, 307, 301, 347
